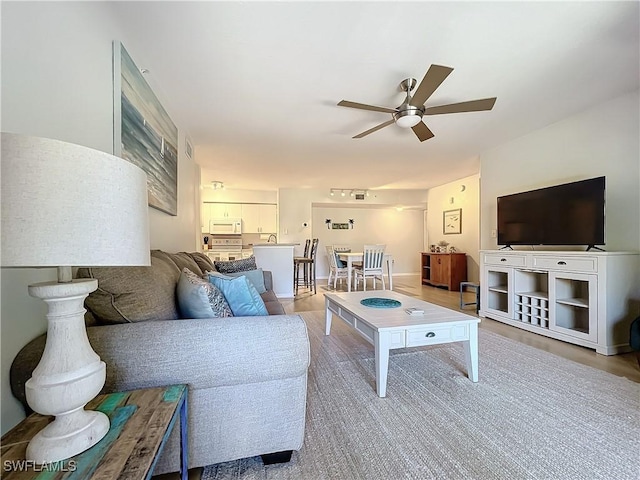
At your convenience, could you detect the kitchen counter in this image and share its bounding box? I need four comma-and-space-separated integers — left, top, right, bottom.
249, 243, 300, 247
252, 244, 297, 298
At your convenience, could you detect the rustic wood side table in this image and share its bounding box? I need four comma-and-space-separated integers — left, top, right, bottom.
1, 384, 188, 479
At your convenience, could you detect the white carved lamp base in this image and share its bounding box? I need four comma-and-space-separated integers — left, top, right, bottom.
25, 277, 109, 463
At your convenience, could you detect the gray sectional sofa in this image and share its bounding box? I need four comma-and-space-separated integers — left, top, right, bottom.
10, 250, 310, 474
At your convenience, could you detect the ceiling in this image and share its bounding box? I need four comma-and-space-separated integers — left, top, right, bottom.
110, 1, 639, 192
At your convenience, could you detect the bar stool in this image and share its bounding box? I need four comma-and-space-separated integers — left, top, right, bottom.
294, 238, 319, 295
460, 281, 480, 313
293, 239, 311, 288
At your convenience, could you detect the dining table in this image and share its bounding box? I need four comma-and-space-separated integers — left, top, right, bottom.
337, 252, 394, 292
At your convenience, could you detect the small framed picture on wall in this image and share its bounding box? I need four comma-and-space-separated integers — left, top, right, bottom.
443, 208, 462, 234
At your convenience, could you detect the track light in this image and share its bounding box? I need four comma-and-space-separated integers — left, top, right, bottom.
329, 187, 370, 198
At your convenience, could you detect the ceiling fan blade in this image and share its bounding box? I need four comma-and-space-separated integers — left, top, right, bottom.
353, 119, 395, 139
425, 97, 497, 115
338, 100, 397, 114
411, 122, 435, 142
409, 65, 454, 107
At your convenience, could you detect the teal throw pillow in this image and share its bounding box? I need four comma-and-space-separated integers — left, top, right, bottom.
176, 268, 233, 319
219, 268, 266, 294
334, 249, 350, 268
207, 272, 269, 316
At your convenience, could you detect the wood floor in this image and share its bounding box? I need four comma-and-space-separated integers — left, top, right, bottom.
155, 274, 639, 479
283, 274, 640, 384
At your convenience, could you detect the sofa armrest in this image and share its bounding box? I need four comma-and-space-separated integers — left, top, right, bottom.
11, 315, 309, 410
262, 270, 274, 291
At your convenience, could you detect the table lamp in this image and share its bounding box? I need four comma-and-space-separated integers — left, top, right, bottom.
1, 133, 151, 463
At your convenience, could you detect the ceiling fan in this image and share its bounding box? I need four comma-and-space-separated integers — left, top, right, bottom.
337, 64, 497, 142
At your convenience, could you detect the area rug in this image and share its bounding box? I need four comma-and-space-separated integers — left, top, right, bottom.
203, 310, 639, 480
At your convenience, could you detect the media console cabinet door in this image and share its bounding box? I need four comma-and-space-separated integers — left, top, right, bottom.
549, 271, 597, 343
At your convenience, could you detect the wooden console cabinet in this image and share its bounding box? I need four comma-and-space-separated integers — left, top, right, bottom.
421, 252, 467, 291
479, 250, 639, 355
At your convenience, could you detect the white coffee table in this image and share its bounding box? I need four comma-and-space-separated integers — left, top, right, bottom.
325, 290, 480, 397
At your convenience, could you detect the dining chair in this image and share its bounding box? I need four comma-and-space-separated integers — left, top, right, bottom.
353, 244, 386, 291
326, 245, 349, 290
294, 238, 319, 294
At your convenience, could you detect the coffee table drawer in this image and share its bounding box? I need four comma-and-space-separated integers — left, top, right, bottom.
406, 324, 469, 347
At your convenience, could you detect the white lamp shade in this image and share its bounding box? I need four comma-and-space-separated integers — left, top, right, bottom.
1, 133, 150, 267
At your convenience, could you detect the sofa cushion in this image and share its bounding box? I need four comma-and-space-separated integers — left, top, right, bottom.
188, 252, 216, 273
77, 252, 181, 324
154, 250, 203, 276
214, 255, 257, 274
261, 290, 286, 315
207, 272, 269, 316
177, 268, 233, 319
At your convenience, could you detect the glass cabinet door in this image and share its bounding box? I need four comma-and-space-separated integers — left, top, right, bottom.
549, 272, 597, 342
482, 266, 512, 317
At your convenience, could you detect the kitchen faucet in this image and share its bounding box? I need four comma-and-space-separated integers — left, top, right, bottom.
267, 234, 277, 243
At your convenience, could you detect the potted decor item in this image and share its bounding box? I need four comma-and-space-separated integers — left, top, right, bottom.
437, 240, 449, 253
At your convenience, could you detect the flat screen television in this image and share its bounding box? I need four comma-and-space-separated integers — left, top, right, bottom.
497, 176, 605, 249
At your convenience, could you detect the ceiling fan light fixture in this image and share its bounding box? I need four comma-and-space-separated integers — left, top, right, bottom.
393, 109, 422, 128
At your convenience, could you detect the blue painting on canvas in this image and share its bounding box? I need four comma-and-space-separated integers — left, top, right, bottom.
118, 43, 178, 216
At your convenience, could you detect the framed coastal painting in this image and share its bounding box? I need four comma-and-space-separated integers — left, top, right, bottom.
443, 208, 462, 234
113, 41, 178, 216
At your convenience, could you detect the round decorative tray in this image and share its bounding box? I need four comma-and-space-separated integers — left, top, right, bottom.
360, 297, 402, 308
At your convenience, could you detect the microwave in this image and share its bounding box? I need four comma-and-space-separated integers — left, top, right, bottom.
210, 218, 242, 235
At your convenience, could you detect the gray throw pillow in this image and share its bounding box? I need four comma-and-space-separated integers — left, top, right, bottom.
177, 268, 233, 319
214, 255, 258, 274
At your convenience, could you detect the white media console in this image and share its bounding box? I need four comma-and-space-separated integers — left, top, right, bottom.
479, 250, 639, 355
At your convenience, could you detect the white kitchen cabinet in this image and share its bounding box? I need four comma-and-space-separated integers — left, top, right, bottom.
241, 204, 277, 234
209, 203, 242, 219
479, 250, 639, 355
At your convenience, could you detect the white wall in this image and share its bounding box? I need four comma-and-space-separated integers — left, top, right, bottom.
480, 91, 640, 252
278, 188, 428, 276
1, 2, 200, 433
425, 174, 481, 282
311, 206, 425, 279
201, 187, 277, 204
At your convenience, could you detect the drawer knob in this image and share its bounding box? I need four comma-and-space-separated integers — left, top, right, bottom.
425, 332, 436, 338
557, 261, 567, 265
500, 258, 507, 262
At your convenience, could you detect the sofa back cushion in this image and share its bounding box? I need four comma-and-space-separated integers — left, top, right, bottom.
77, 251, 181, 324
188, 252, 216, 273
154, 250, 203, 276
